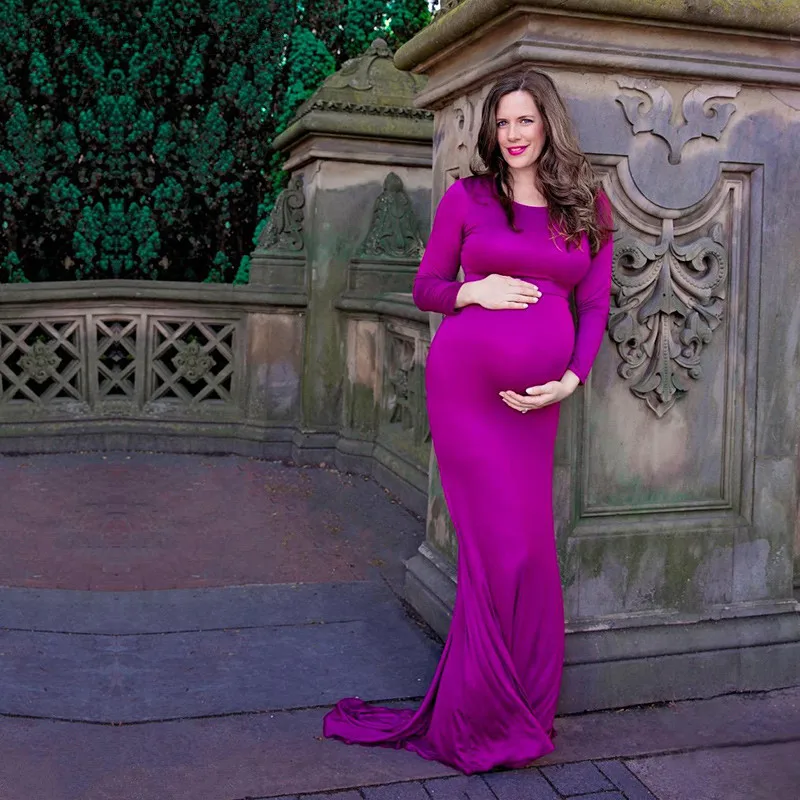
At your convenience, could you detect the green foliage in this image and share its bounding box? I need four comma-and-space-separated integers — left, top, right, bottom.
280, 27, 336, 131
0, 0, 433, 282
232, 254, 250, 285
2, 251, 28, 283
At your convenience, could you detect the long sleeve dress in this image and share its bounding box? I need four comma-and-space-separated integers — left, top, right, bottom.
323, 174, 614, 775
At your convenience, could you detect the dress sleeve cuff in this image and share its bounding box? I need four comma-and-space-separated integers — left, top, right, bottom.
440, 282, 463, 316
566, 361, 589, 385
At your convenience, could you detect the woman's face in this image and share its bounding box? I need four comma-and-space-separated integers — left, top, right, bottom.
495, 90, 546, 173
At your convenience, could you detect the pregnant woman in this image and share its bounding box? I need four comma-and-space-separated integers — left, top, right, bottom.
324, 69, 614, 774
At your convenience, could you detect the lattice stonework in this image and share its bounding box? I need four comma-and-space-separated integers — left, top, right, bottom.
147, 318, 238, 407
0, 319, 85, 405
96, 318, 138, 399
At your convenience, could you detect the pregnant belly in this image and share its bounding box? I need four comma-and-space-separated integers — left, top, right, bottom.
426, 298, 575, 395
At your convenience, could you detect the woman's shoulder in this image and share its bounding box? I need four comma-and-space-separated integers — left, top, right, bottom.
437, 174, 491, 208
446, 173, 496, 206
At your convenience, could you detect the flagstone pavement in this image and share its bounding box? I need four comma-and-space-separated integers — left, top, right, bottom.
0, 453, 797, 800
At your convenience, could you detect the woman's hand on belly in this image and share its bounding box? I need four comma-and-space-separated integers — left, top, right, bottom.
457, 274, 542, 310
500, 371, 579, 414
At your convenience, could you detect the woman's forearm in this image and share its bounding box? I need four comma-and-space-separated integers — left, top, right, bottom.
455, 281, 476, 309
559, 369, 581, 394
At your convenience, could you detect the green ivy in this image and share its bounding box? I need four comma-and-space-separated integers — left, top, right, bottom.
0, 0, 433, 283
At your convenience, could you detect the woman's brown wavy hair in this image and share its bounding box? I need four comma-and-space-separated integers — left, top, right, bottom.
473, 69, 612, 256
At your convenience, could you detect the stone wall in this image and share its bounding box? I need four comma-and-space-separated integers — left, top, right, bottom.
398, 0, 800, 711
0, 282, 304, 456
0, 278, 432, 511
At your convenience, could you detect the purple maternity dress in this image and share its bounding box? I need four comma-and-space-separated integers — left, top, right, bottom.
323, 175, 613, 774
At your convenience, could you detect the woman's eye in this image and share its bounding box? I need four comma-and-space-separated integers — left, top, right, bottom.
496, 120, 506, 127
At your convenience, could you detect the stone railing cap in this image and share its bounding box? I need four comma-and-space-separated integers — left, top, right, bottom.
395, 0, 800, 71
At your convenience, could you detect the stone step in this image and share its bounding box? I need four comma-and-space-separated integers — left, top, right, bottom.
0, 583, 441, 723
0, 582, 405, 635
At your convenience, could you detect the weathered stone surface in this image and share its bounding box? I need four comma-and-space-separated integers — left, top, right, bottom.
362, 783, 430, 800
0, 598, 441, 722
399, 0, 800, 710
483, 769, 560, 800
256, 175, 306, 254
423, 775, 497, 800
245, 311, 304, 422
540, 762, 616, 795
289, 159, 430, 467
395, 1, 800, 76
250, 176, 309, 291
342, 317, 381, 440
595, 760, 659, 800
347, 172, 427, 296
0, 582, 400, 636
626, 742, 800, 800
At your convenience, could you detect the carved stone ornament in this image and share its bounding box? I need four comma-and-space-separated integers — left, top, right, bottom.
300, 99, 431, 121
616, 80, 740, 165
359, 173, 425, 259
19, 340, 61, 383
172, 340, 214, 383
327, 38, 393, 91
386, 332, 417, 431
256, 175, 305, 253
609, 219, 728, 417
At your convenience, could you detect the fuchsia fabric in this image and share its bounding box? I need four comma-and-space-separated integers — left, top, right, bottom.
323, 176, 613, 774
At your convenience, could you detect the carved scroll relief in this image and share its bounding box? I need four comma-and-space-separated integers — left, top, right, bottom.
442, 95, 478, 190
348, 173, 425, 295
616, 80, 740, 165
380, 322, 431, 467
359, 173, 425, 260
326, 37, 393, 91
386, 330, 416, 431
256, 175, 305, 253
609, 218, 728, 418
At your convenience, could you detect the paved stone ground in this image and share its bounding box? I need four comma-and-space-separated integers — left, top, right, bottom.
273, 762, 663, 800
0, 453, 421, 591
0, 453, 798, 800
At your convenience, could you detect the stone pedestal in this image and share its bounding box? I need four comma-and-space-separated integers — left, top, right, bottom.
246, 40, 435, 506
398, 0, 800, 711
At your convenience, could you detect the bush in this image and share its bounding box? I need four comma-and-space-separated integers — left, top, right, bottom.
0, 0, 433, 282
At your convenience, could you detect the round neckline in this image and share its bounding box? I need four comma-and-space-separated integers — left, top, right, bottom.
512, 200, 548, 209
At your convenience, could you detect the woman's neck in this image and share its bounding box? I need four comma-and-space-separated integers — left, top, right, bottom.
508, 168, 546, 206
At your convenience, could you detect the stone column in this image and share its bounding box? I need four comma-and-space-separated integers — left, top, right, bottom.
398, 0, 800, 710
260, 39, 433, 463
